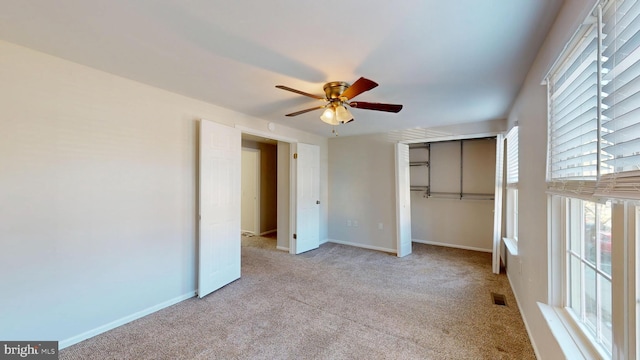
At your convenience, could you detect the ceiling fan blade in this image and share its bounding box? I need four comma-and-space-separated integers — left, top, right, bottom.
348, 101, 403, 113
276, 85, 325, 100
285, 105, 326, 117
340, 77, 378, 100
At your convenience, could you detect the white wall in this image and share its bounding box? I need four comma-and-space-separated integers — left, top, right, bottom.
504, 1, 598, 358
328, 134, 397, 251
328, 120, 505, 253
0, 39, 327, 345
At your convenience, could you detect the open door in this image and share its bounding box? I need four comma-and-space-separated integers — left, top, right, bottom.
293, 143, 320, 254
395, 143, 412, 257
198, 119, 241, 298
492, 133, 505, 274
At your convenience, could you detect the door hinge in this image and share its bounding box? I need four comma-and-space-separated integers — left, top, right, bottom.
293, 153, 298, 159
293, 233, 297, 239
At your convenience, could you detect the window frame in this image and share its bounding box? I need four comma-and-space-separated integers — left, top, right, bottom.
548, 196, 636, 359
504, 126, 519, 254
564, 198, 613, 355
544, 1, 640, 357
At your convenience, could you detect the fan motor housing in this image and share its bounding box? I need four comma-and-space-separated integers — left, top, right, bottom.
323, 81, 349, 99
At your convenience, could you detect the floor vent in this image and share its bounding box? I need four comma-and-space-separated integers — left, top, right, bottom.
491, 293, 507, 306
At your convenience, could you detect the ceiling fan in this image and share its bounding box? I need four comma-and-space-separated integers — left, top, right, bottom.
275, 77, 403, 126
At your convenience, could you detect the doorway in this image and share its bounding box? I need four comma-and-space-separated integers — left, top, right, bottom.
241, 147, 260, 235
240, 131, 290, 251
198, 121, 321, 299
396, 133, 502, 273
237, 125, 320, 255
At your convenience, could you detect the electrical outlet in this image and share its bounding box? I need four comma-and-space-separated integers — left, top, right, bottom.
347, 220, 352, 227
353, 220, 358, 227
378, 223, 383, 230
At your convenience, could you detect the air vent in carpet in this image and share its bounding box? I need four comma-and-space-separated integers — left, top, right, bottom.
491, 293, 507, 306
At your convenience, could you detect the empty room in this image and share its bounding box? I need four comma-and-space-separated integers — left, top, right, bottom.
2, 1, 640, 359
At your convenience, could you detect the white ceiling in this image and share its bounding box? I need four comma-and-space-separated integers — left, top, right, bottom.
0, 0, 564, 137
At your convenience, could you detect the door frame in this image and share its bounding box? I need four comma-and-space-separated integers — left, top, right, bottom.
395, 142, 412, 257
235, 125, 298, 251
241, 147, 260, 235
397, 131, 503, 273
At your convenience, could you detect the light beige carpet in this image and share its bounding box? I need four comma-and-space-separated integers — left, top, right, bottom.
60, 236, 535, 359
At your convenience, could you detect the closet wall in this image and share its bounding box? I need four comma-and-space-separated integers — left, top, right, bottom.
410, 138, 496, 252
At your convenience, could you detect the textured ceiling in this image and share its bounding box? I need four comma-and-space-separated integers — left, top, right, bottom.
0, 0, 564, 137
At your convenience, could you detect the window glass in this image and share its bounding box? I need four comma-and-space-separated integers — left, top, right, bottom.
566, 198, 613, 355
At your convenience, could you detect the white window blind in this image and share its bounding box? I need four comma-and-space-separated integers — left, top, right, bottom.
596, 0, 640, 199
506, 126, 519, 187
548, 23, 600, 183
547, 0, 640, 200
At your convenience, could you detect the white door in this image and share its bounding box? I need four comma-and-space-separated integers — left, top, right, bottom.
241, 148, 259, 234
198, 119, 241, 298
293, 143, 320, 254
395, 143, 412, 257
492, 134, 505, 274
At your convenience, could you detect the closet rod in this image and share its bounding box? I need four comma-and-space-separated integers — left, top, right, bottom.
426, 192, 494, 200
417, 136, 496, 146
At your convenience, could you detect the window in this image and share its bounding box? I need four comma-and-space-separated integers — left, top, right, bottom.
505, 126, 519, 243
545, 0, 640, 358
567, 199, 612, 354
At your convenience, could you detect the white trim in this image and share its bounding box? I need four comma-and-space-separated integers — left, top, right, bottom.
538, 303, 608, 359
412, 239, 492, 253
59, 291, 196, 349
503, 237, 519, 256
289, 143, 297, 254
276, 246, 289, 252
319, 238, 328, 245
506, 272, 541, 360
259, 229, 277, 236
493, 133, 505, 273
327, 238, 396, 254
395, 142, 412, 257
235, 125, 298, 143
399, 132, 502, 145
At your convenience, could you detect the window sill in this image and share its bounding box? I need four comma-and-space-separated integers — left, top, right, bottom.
537, 302, 610, 360
502, 237, 518, 256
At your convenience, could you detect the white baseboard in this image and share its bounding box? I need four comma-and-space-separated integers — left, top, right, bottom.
319, 238, 328, 245
59, 291, 196, 349
506, 273, 542, 360
412, 239, 492, 253
276, 246, 289, 252
259, 229, 277, 236
327, 239, 396, 254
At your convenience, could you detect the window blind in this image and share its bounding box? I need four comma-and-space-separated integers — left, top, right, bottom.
506, 126, 519, 188
548, 24, 600, 183
596, 0, 640, 199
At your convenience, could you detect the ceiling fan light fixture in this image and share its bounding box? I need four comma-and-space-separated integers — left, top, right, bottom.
320, 107, 339, 125
335, 105, 353, 123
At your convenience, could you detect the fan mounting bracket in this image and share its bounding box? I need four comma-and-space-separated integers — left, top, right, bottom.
323, 81, 350, 99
